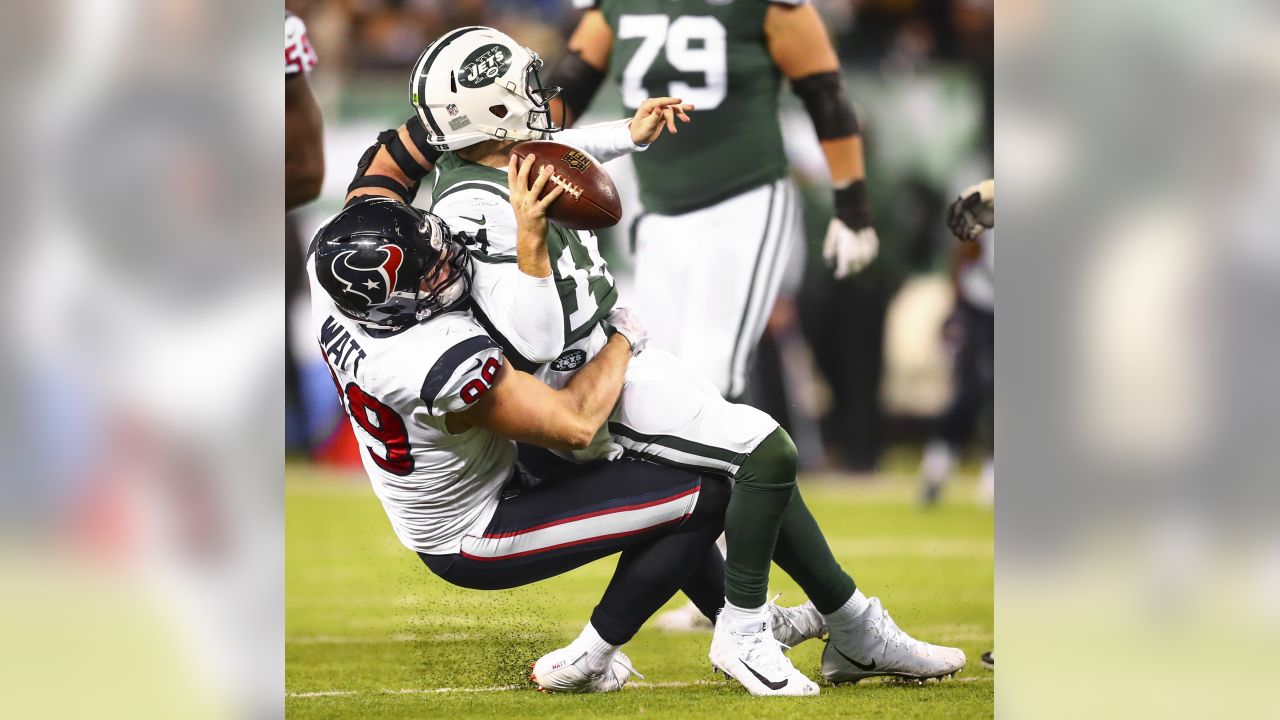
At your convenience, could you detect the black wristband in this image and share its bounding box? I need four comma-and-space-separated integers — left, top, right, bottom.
834, 180, 873, 231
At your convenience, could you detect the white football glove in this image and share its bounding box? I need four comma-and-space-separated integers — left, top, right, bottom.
946, 179, 995, 241
605, 306, 649, 356
822, 219, 880, 279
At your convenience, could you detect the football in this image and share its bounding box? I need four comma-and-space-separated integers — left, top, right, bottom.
511, 140, 622, 231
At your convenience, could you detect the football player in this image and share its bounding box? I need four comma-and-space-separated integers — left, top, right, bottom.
349, 26, 964, 696
309, 194, 730, 694
548, 0, 881, 399
285, 10, 324, 209
922, 179, 995, 506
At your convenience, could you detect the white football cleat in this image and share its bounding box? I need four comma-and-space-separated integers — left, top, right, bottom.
769, 598, 827, 650
530, 646, 640, 693
822, 596, 966, 684
710, 612, 819, 696
653, 600, 714, 632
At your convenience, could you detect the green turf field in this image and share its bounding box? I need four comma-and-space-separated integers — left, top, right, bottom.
286, 462, 993, 719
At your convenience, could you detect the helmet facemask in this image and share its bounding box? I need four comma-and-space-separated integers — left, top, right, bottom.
520, 52, 563, 135
412, 234, 473, 323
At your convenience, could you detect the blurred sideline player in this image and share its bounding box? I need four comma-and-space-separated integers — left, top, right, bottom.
286, 10, 324, 209
286, 9, 325, 456
921, 179, 994, 506
348, 26, 964, 695
939, 179, 995, 673
548, 0, 881, 400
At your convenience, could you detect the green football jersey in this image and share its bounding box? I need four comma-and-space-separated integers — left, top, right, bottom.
427, 152, 618, 354
595, 0, 791, 215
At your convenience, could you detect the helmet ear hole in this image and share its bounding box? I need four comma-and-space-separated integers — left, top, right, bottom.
488, 104, 509, 119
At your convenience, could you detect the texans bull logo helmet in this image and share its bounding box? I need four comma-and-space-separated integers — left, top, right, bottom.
314, 197, 472, 331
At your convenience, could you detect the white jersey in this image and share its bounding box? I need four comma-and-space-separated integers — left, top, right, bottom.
306, 255, 515, 555
285, 12, 318, 78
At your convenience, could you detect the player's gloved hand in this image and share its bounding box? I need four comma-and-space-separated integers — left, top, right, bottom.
946, 179, 995, 241
629, 97, 694, 145
824, 180, 879, 279
604, 306, 649, 356
508, 152, 566, 241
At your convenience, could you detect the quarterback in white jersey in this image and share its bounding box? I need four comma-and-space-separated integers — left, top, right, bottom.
343, 26, 967, 697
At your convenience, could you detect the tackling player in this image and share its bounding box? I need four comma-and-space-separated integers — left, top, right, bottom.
548, 0, 881, 399
309, 194, 734, 694
346, 26, 964, 696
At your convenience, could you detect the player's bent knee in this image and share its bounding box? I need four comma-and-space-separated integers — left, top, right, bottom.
735, 427, 798, 490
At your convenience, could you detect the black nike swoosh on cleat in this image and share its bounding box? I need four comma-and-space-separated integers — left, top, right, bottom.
739, 660, 789, 690
459, 215, 487, 226
832, 645, 877, 671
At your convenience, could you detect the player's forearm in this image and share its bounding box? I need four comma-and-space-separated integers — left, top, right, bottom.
556, 334, 631, 445
516, 227, 553, 278
345, 119, 440, 205
285, 78, 325, 209
557, 119, 645, 164
821, 135, 866, 187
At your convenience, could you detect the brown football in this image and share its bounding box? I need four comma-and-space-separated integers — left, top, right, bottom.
511, 140, 622, 231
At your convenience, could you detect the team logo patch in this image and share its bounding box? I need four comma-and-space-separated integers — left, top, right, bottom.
561, 149, 592, 173
458, 44, 512, 89
551, 349, 586, 371
330, 245, 404, 309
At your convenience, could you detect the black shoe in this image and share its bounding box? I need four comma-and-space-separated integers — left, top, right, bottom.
980, 651, 994, 670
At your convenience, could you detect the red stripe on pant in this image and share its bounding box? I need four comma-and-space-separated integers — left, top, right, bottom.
460, 514, 692, 562
480, 485, 701, 540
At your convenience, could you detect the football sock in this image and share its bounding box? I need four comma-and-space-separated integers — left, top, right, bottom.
821, 589, 871, 640
719, 598, 770, 633
921, 438, 955, 488
572, 622, 620, 673
771, 488, 857, 614
723, 428, 797, 608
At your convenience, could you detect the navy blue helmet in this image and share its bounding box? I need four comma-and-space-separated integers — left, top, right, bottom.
313, 197, 471, 331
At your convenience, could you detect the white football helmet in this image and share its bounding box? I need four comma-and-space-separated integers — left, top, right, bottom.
409, 26, 562, 150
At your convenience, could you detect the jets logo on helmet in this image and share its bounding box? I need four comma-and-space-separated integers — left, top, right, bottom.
330, 245, 404, 310
409, 26, 562, 150
458, 44, 512, 89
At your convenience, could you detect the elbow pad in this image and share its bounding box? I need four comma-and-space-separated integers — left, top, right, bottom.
549, 49, 606, 120
791, 71, 860, 140
345, 117, 442, 204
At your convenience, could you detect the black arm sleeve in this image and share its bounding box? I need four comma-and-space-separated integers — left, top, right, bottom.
790, 71, 860, 140
548, 49, 606, 121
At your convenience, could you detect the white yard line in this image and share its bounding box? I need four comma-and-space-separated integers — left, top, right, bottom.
287, 676, 991, 698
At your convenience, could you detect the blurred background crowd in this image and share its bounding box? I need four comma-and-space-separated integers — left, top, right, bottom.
285, 0, 995, 482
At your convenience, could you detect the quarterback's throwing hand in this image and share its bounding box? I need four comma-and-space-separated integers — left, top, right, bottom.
508, 152, 566, 239
823, 220, 879, 279
630, 97, 694, 145
605, 306, 649, 356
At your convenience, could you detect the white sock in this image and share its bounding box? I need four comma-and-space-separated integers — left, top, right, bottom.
921, 439, 955, 487
822, 589, 871, 638
572, 622, 620, 673
978, 456, 994, 505
719, 598, 769, 634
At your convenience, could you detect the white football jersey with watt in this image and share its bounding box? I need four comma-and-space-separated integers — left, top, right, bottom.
306, 256, 515, 555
